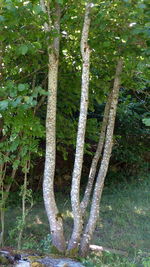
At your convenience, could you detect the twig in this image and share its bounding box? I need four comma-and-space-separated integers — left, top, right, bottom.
16, 65, 47, 83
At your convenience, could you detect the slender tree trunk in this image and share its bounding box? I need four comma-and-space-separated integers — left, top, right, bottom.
41, 1, 66, 252
80, 58, 123, 256
67, 2, 92, 251
0, 210, 4, 246
80, 92, 112, 216
17, 161, 28, 250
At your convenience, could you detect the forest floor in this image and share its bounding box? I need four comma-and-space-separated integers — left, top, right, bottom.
4, 176, 150, 266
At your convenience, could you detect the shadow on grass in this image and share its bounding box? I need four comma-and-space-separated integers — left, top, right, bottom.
4, 177, 150, 264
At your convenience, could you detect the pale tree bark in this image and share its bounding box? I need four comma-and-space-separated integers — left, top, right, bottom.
67, 2, 93, 251
80, 92, 112, 217
41, 0, 66, 252
80, 58, 123, 256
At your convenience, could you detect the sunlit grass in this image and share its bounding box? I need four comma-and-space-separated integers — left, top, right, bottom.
93, 180, 150, 255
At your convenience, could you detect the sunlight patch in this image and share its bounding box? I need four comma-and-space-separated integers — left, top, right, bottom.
134, 207, 146, 215
35, 216, 43, 224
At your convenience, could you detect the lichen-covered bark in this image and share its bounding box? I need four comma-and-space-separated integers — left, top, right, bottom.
67, 3, 92, 251
80, 59, 123, 256
80, 92, 112, 217
42, 2, 66, 252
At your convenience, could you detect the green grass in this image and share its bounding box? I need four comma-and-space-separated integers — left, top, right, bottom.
95, 179, 150, 254
4, 176, 150, 266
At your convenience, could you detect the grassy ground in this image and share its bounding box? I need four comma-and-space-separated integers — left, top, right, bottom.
4, 176, 150, 266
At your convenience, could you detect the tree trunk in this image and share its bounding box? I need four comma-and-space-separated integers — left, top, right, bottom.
80, 58, 123, 256
80, 92, 112, 217
67, 2, 92, 251
41, 1, 66, 252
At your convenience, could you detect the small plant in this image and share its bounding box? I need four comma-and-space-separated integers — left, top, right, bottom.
81, 255, 102, 267
22, 236, 38, 250
17, 162, 34, 249
37, 234, 52, 253
8, 161, 34, 249
81, 252, 136, 267
8, 215, 24, 245
142, 257, 150, 267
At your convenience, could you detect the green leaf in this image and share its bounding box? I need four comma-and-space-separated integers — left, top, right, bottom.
0, 100, 9, 110
33, 5, 42, 14
57, 0, 63, 4
9, 141, 19, 152
39, 89, 49, 96
20, 146, 28, 157
31, 100, 37, 106
22, 96, 36, 106
138, 4, 146, 9
11, 97, 22, 107
103, 42, 110, 48
0, 15, 5, 22
142, 118, 150, 126
18, 45, 28, 55
0, 35, 5, 41
0, 87, 7, 97
36, 86, 49, 95
13, 159, 20, 170
7, 81, 14, 89
33, 42, 42, 49
10, 88, 17, 97
18, 84, 26, 91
